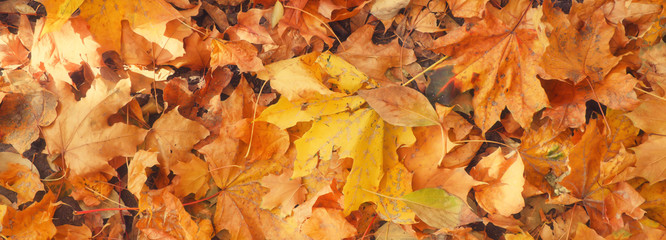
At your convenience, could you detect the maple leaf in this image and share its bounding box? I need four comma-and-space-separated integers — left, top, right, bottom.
539, 0, 621, 84
69, 172, 113, 206
168, 30, 216, 70
431, 0, 549, 132
127, 150, 159, 197
205, 148, 308, 239
0, 191, 58, 239
144, 107, 209, 171
210, 39, 265, 72
259, 169, 307, 216
227, 8, 274, 45
54, 224, 93, 239
42, 78, 148, 176
541, 61, 639, 128
445, 0, 489, 18
260, 51, 340, 102
277, 0, 336, 46
370, 0, 410, 21
0, 70, 57, 153
73, 0, 183, 53
0, 28, 29, 69
337, 24, 417, 82
518, 118, 572, 195
120, 20, 190, 65
470, 149, 525, 217
635, 179, 666, 227
135, 188, 214, 239
0, 154, 44, 204
171, 153, 211, 199
31, 18, 102, 86
632, 135, 666, 183
301, 208, 357, 240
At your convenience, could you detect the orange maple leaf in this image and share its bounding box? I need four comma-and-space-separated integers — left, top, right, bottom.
431, 0, 549, 132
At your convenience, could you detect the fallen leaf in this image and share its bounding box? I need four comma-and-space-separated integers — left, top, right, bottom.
0, 28, 29, 69
78, 0, 183, 53
42, 78, 148, 176
256, 97, 314, 129
260, 169, 307, 216
0, 70, 58, 153
136, 188, 214, 240
0, 192, 58, 239
402, 188, 464, 229
120, 20, 190, 65
171, 153, 211, 199
370, 0, 410, 20
210, 39, 265, 72
127, 150, 159, 197
518, 119, 572, 195
632, 135, 666, 183
470, 149, 526, 217
261, 51, 339, 102
431, 0, 549, 131
541, 61, 639, 129
70, 172, 113, 206
540, 1, 621, 84
375, 222, 418, 240
627, 98, 666, 135
31, 18, 102, 86
338, 24, 417, 82
0, 160, 43, 204
358, 85, 440, 127
231, 119, 289, 162
301, 208, 357, 240
445, 0, 489, 18
54, 224, 93, 239
145, 107, 209, 170
572, 223, 604, 240
227, 8, 274, 45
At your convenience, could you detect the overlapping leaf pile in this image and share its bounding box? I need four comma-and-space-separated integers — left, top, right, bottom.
0, 0, 666, 239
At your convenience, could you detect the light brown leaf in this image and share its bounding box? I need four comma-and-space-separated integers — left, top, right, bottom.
210, 39, 265, 72
136, 189, 214, 240
0, 28, 29, 69
301, 208, 356, 240
127, 150, 159, 197
632, 135, 666, 183
171, 153, 211, 199
145, 107, 209, 170
31, 18, 102, 86
470, 149, 525, 216
338, 24, 417, 82
358, 85, 439, 127
260, 169, 307, 216
42, 78, 148, 176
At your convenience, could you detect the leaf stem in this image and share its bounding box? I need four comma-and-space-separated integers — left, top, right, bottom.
402, 55, 449, 87
360, 188, 403, 201
454, 139, 516, 151
634, 86, 666, 102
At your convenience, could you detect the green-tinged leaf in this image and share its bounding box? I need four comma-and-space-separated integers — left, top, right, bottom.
358, 86, 439, 127
402, 188, 463, 229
